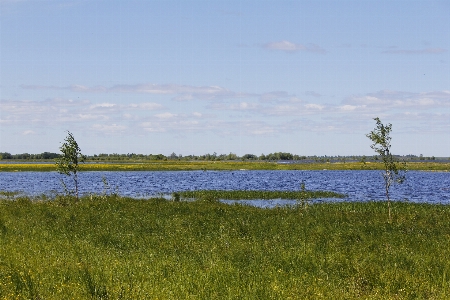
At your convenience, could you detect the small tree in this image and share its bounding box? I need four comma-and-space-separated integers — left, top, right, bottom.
366, 117, 406, 221
55, 131, 85, 201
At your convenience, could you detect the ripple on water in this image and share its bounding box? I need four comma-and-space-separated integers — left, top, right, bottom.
0, 170, 449, 204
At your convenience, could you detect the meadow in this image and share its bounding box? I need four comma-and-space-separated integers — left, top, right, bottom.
1, 160, 450, 172
1, 194, 450, 299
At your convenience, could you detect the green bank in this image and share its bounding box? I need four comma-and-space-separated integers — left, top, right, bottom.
1, 161, 450, 171
1, 195, 450, 299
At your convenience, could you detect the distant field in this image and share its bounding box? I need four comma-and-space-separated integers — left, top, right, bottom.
0, 161, 449, 171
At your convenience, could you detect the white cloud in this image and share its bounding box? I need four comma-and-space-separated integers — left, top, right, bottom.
209, 100, 327, 116
90, 103, 116, 109
139, 112, 208, 134
239, 102, 249, 109
138, 115, 278, 137
305, 91, 322, 97
288, 97, 303, 103
259, 91, 291, 102
6, 85, 450, 137
129, 103, 163, 110
207, 101, 261, 112
22, 83, 248, 101
260, 102, 326, 116
266, 40, 300, 51
0, 98, 86, 114
89, 102, 163, 112
338, 105, 363, 111
78, 114, 109, 120
263, 40, 326, 53
91, 124, 126, 134
304, 103, 324, 110
155, 112, 177, 119
122, 84, 242, 101
142, 126, 166, 133
242, 122, 277, 135
22, 130, 35, 135
20, 83, 313, 106
173, 94, 194, 101
204, 120, 278, 136
0, 98, 163, 127
345, 90, 450, 111
382, 48, 447, 54
280, 118, 351, 134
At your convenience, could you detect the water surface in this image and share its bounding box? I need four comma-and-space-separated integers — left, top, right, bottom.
0, 170, 449, 204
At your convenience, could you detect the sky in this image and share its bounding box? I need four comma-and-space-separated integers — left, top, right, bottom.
1, 0, 449, 157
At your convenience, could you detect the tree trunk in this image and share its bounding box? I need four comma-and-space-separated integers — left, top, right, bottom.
74, 172, 79, 201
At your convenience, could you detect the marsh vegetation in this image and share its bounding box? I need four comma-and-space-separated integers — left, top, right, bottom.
175, 189, 345, 202
1, 195, 450, 299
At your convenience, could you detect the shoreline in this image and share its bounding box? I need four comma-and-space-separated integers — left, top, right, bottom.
0, 161, 449, 172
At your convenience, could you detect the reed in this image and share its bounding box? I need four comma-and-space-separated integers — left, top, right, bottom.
177, 189, 345, 201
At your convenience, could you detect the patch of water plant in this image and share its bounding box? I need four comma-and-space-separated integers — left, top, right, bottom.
0, 190, 23, 200
175, 189, 346, 202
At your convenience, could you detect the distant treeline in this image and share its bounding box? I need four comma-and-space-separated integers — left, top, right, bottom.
0, 151, 446, 162
0, 152, 61, 160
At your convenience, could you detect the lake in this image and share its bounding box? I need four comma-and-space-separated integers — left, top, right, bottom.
0, 170, 449, 205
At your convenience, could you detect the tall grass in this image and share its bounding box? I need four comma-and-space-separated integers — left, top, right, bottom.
1, 195, 450, 298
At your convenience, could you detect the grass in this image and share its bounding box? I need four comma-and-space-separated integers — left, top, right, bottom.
1, 160, 450, 171
0, 191, 21, 199
176, 189, 346, 201
1, 195, 450, 299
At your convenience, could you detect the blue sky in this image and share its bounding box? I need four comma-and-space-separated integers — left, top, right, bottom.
1, 0, 449, 156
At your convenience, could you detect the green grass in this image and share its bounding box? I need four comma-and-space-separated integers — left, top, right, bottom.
0, 191, 21, 199
1, 161, 450, 171
176, 189, 346, 201
1, 195, 450, 299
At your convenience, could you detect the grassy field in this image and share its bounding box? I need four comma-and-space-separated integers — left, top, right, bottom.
1, 195, 450, 299
1, 160, 450, 171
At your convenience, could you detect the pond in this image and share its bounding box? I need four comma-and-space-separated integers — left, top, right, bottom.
0, 170, 449, 205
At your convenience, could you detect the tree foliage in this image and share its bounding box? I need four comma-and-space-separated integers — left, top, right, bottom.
54, 131, 85, 200
366, 117, 406, 221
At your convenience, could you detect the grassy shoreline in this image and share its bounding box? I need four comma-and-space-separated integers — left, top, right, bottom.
1, 195, 450, 298
1, 161, 450, 171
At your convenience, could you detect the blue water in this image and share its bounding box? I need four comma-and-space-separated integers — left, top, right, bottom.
0, 170, 449, 204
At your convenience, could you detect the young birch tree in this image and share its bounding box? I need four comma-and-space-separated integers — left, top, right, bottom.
55, 131, 86, 201
366, 117, 406, 222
